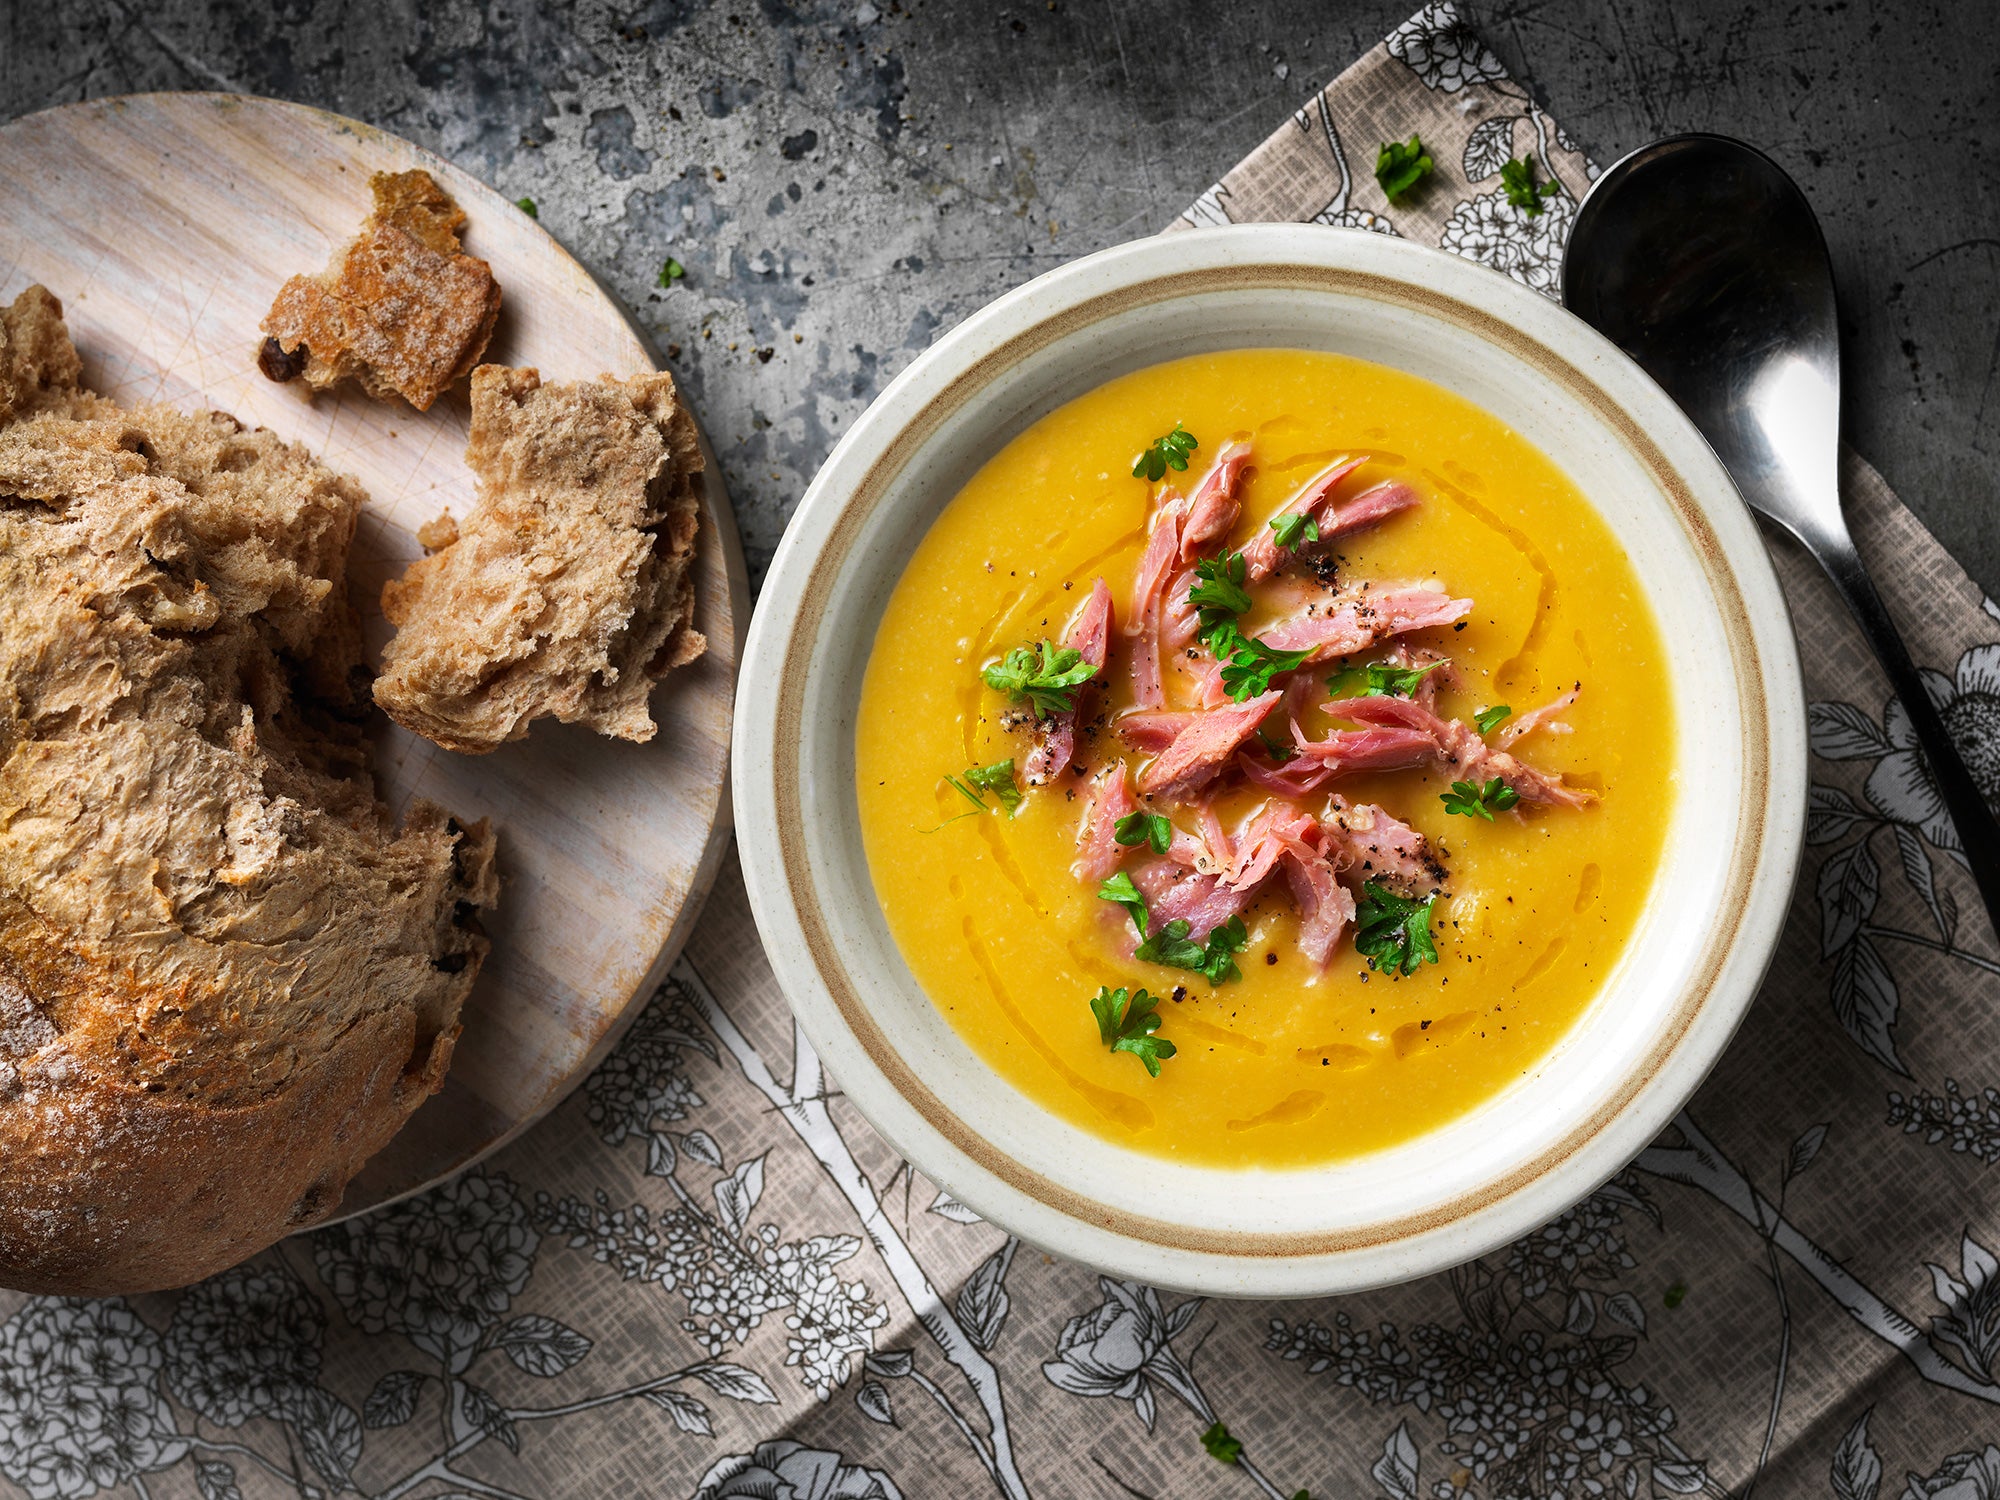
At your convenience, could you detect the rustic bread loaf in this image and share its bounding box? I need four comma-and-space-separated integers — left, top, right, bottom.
0, 286, 498, 1295
372, 363, 707, 753
259, 169, 501, 411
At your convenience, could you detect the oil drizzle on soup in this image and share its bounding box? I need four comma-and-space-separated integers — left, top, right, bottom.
855, 350, 1673, 1167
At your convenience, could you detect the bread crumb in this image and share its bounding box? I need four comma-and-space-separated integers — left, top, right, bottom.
416, 509, 460, 551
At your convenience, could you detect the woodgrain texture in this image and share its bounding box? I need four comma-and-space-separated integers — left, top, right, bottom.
0, 93, 747, 1216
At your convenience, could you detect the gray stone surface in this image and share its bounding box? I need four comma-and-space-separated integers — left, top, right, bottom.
6, 0, 1996, 592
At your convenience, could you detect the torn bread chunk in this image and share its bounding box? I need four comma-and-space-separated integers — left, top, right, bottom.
259, 169, 501, 411
373, 364, 707, 753
0, 285, 498, 1295
0, 283, 113, 425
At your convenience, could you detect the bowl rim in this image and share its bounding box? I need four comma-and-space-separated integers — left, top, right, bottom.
733, 223, 1806, 1295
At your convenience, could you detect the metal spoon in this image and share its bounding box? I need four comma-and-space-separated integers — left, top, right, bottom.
1562, 131, 2000, 934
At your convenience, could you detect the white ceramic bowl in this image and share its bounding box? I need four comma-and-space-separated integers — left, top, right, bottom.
733, 225, 1804, 1297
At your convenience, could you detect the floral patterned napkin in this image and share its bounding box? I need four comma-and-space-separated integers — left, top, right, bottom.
4, 6, 1998, 1499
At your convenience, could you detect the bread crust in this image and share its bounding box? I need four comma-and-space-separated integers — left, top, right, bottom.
259, 169, 501, 411
0, 848, 485, 1294
0, 286, 498, 1295
372, 364, 707, 753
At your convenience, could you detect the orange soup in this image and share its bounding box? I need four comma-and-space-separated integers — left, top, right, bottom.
855, 349, 1672, 1167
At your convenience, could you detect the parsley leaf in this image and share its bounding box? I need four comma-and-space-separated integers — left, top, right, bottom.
1324, 660, 1358, 692
1475, 704, 1513, 734
1186, 552, 1251, 633
1133, 423, 1199, 483
1255, 727, 1296, 763
1499, 156, 1561, 216
962, 759, 1022, 815
1136, 916, 1248, 986
1198, 915, 1249, 984
1135, 917, 1206, 971
515, 197, 539, 218
924, 771, 997, 831
942, 774, 987, 812
1664, 1281, 1689, 1309
1324, 665, 1366, 697
1100, 875, 1247, 986
1269, 511, 1321, 550
1090, 986, 1176, 1076
1375, 136, 1433, 203
1209, 619, 1312, 702
1201, 1421, 1244, 1465
1185, 553, 1306, 700
1326, 658, 1446, 700
1114, 810, 1172, 856
1098, 871, 1151, 936
1354, 880, 1440, 977
941, 761, 1023, 819
982, 640, 1097, 717
657, 257, 686, 287
1440, 777, 1522, 820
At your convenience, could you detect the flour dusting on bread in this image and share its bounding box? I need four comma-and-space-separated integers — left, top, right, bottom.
373, 363, 706, 754
0, 285, 497, 1296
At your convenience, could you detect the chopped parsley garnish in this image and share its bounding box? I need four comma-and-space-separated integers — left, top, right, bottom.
1325, 666, 1362, 697
1136, 918, 1205, 970
1138, 916, 1249, 985
1256, 727, 1296, 763
1354, 880, 1440, 977
952, 759, 1022, 815
1474, 704, 1513, 734
1099, 877, 1248, 985
1201, 1421, 1244, 1465
1184, 553, 1306, 700
1097, 871, 1151, 934
1114, 810, 1172, 855
657, 257, 686, 287
1664, 1281, 1689, 1309
1133, 423, 1199, 483
982, 641, 1097, 717
1500, 156, 1561, 216
931, 764, 1017, 831
1208, 619, 1312, 702
515, 196, 539, 218
1186, 552, 1251, 633
1440, 777, 1521, 820
1269, 511, 1321, 550
1375, 136, 1433, 202
1198, 915, 1250, 984
943, 774, 986, 812
1090, 986, 1176, 1076
1326, 658, 1445, 700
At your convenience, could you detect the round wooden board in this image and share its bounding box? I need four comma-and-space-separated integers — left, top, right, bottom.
0, 94, 747, 1216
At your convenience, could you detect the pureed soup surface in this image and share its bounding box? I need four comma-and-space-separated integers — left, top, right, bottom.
855, 349, 1673, 1168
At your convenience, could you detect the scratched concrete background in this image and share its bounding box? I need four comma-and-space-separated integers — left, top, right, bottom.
3, 0, 1995, 592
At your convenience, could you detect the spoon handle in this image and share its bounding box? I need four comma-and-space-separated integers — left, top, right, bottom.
1815, 535, 2000, 937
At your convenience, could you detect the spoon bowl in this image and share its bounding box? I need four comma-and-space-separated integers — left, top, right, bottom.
1563, 132, 2000, 937
1563, 135, 1841, 550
